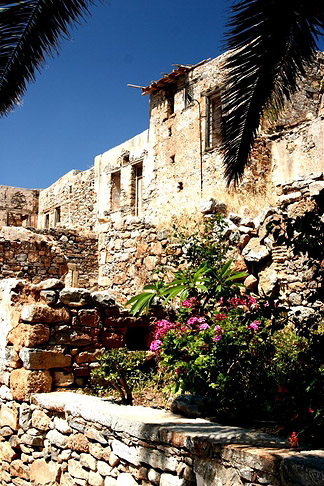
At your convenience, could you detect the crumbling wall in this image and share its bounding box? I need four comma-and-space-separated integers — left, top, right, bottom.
0, 227, 99, 289
38, 168, 96, 231
0, 185, 39, 228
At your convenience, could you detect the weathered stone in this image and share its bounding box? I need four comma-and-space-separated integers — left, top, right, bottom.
244, 274, 258, 290
60, 472, 76, 486
258, 263, 279, 296
0, 442, 19, 462
148, 468, 161, 484
32, 409, 51, 430
170, 394, 212, 418
0, 404, 19, 430
68, 459, 89, 480
108, 452, 120, 467
21, 304, 70, 323
40, 290, 58, 305
0, 346, 21, 368
8, 323, 50, 351
30, 459, 61, 485
80, 453, 97, 471
47, 429, 68, 448
10, 369, 52, 401
66, 433, 89, 452
159, 473, 187, 486
19, 348, 71, 369
53, 370, 75, 387
90, 442, 104, 460
97, 461, 112, 476
19, 402, 33, 430
78, 308, 101, 327
74, 349, 104, 364
101, 331, 125, 348
54, 330, 93, 346
30, 279, 65, 291
116, 473, 138, 486
54, 417, 72, 434
91, 291, 116, 307
89, 471, 104, 486
10, 460, 30, 480
60, 288, 92, 307
242, 238, 270, 263
104, 478, 118, 486
278, 191, 302, 205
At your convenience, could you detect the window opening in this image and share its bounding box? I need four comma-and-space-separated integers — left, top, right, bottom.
111, 171, 121, 211
44, 213, 50, 229
54, 207, 61, 226
132, 162, 143, 217
184, 85, 194, 107
206, 90, 222, 150
165, 89, 175, 117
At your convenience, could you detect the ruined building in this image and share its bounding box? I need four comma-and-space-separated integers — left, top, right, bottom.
0, 52, 323, 313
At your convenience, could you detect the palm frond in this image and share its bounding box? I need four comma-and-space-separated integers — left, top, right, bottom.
0, 0, 99, 116
221, 0, 324, 185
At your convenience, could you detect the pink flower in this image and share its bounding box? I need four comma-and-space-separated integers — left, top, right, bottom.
154, 320, 177, 340
182, 297, 200, 308
247, 320, 260, 331
214, 313, 226, 321
213, 325, 224, 342
150, 340, 162, 352
213, 335, 222, 342
199, 323, 210, 331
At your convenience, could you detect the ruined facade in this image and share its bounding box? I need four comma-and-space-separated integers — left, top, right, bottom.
0, 185, 39, 228
0, 52, 323, 305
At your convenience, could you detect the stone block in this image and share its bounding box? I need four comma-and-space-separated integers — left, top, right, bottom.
53, 370, 75, 387
32, 409, 51, 430
60, 288, 92, 307
40, 290, 58, 305
80, 453, 97, 471
116, 473, 138, 486
31, 279, 64, 291
60, 473, 78, 486
54, 330, 93, 346
89, 471, 104, 486
97, 461, 112, 476
101, 331, 125, 349
242, 238, 270, 263
21, 304, 70, 323
30, 459, 61, 485
19, 402, 33, 430
78, 309, 101, 327
10, 460, 30, 480
8, 323, 51, 351
68, 459, 89, 480
66, 433, 89, 452
47, 429, 68, 448
74, 350, 104, 364
91, 291, 116, 308
0, 442, 19, 462
0, 346, 21, 368
19, 348, 71, 369
0, 404, 19, 430
10, 369, 52, 401
54, 417, 72, 434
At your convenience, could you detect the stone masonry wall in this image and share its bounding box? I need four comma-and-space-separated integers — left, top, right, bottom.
0, 391, 324, 486
38, 169, 96, 231
0, 227, 98, 290
0, 185, 39, 229
98, 172, 324, 324
0, 279, 155, 397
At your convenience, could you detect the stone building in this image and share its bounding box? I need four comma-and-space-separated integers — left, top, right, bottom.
0, 185, 39, 228
0, 52, 323, 305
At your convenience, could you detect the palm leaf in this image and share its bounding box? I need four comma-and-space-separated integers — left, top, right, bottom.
0, 0, 99, 116
221, 0, 324, 185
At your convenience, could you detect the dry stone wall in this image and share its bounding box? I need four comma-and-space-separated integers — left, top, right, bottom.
0, 278, 155, 398
0, 391, 324, 486
0, 227, 98, 290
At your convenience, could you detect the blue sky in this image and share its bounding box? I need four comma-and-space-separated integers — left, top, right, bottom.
0, 0, 323, 189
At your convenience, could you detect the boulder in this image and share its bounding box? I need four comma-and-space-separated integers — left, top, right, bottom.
19, 348, 71, 370
170, 394, 212, 418
60, 288, 92, 307
242, 238, 270, 263
21, 304, 69, 324
10, 369, 52, 401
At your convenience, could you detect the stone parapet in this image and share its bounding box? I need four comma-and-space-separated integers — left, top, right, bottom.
0, 391, 323, 485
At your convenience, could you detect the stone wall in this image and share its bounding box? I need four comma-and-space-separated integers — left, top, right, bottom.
0, 279, 155, 397
38, 169, 96, 231
0, 391, 323, 486
0, 185, 39, 229
0, 227, 98, 290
